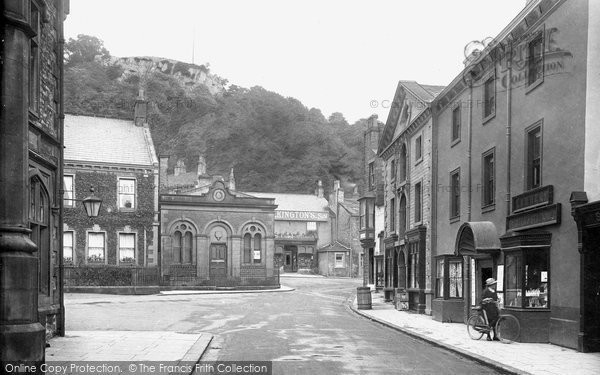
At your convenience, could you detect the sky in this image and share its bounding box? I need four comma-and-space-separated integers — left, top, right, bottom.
65, 0, 527, 123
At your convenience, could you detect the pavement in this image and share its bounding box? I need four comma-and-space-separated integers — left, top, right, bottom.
351, 290, 600, 375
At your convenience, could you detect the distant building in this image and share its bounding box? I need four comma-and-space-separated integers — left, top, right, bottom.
62, 92, 160, 282
359, 115, 386, 288
318, 181, 361, 277
248, 187, 330, 274
159, 157, 279, 287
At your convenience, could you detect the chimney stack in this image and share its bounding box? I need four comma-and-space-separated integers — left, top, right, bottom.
229, 167, 236, 191
334, 180, 344, 203
134, 89, 148, 126
159, 155, 170, 192
174, 159, 186, 176
316, 180, 324, 198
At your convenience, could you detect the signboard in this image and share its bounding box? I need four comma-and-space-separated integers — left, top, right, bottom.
275, 210, 329, 222
253, 250, 261, 260
506, 204, 561, 232
512, 185, 553, 213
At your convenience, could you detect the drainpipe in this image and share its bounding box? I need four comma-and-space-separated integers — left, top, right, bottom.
467, 76, 473, 222
506, 41, 513, 220
57, 0, 66, 337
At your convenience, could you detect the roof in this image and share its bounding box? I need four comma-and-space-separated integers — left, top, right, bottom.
400, 81, 445, 104
64, 114, 156, 166
244, 192, 328, 212
166, 172, 197, 188
339, 199, 359, 215
318, 241, 352, 252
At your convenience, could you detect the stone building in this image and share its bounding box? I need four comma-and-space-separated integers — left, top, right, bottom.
1, 0, 69, 363
318, 181, 361, 277
378, 81, 444, 313
249, 186, 330, 274
359, 115, 386, 288
159, 157, 279, 287
62, 92, 159, 285
431, 0, 599, 351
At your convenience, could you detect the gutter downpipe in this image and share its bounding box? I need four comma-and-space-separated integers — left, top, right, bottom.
467, 75, 473, 222
57, 0, 66, 337
506, 40, 513, 220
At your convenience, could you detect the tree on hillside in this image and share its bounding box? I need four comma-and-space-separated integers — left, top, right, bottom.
65, 34, 110, 67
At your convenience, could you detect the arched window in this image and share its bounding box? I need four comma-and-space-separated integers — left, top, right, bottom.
242, 224, 264, 264
399, 194, 407, 238
171, 222, 194, 264
173, 231, 182, 263
30, 177, 50, 295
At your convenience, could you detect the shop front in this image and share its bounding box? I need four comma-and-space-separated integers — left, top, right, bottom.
571, 192, 600, 352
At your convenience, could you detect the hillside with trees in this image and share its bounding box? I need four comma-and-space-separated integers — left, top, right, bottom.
64, 35, 366, 194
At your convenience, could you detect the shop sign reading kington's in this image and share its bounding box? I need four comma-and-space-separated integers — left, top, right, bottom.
275, 210, 329, 222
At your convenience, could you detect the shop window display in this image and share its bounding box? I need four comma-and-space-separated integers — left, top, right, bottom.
504, 249, 549, 308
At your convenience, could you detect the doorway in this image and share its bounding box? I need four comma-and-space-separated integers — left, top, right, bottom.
368, 248, 374, 284
209, 243, 227, 279
582, 228, 600, 352
476, 258, 494, 305
284, 245, 297, 272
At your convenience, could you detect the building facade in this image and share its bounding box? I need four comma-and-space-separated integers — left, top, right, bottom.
159, 158, 279, 287
249, 186, 330, 274
1, 0, 69, 363
62, 97, 160, 286
378, 81, 444, 313
431, 0, 600, 351
319, 181, 361, 277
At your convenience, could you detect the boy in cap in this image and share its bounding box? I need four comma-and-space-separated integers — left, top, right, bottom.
481, 278, 500, 341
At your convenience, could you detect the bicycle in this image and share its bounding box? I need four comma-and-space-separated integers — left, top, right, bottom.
467, 305, 520, 343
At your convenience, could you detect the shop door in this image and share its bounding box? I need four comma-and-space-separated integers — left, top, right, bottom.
368, 249, 374, 284
583, 229, 600, 352
475, 259, 493, 305
209, 244, 227, 279
284, 246, 297, 272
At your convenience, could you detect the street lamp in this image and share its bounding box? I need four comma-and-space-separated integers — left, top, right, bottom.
81, 187, 102, 217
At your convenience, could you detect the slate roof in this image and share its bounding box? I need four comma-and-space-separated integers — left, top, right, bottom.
166, 172, 198, 188
339, 198, 359, 216
400, 81, 446, 103
244, 192, 329, 212
64, 114, 156, 166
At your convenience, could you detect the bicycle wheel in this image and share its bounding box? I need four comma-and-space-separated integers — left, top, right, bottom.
467, 314, 486, 340
496, 314, 520, 343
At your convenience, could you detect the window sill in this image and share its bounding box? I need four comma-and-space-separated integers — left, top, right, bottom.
502, 307, 551, 312
449, 216, 461, 224
481, 204, 496, 213
119, 208, 136, 212
482, 112, 496, 125
450, 138, 461, 148
526, 78, 544, 95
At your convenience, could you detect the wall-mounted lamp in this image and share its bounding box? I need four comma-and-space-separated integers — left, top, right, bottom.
79, 186, 102, 217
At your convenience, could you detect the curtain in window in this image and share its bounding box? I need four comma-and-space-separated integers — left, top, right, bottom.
449, 261, 462, 298
88, 232, 105, 263
119, 233, 135, 262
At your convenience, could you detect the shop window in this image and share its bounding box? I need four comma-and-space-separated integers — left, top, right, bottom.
527, 34, 544, 87
63, 175, 74, 207
450, 168, 461, 219
504, 249, 549, 309
63, 231, 74, 264
368, 162, 375, 190
435, 255, 464, 299
482, 148, 495, 207
452, 106, 461, 143
30, 177, 49, 294
436, 258, 444, 298
243, 224, 264, 264
119, 233, 136, 264
87, 232, 105, 264
118, 178, 136, 209
335, 253, 345, 268
483, 76, 495, 120
414, 182, 422, 223
527, 125, 542, 190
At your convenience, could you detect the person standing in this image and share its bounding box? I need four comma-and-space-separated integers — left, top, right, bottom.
481, 278, 500, 341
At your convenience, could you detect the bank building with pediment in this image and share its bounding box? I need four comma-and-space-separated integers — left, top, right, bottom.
158, 156, 279, 287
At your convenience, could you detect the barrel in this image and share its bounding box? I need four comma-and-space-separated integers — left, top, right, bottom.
357, 286, 372, 310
